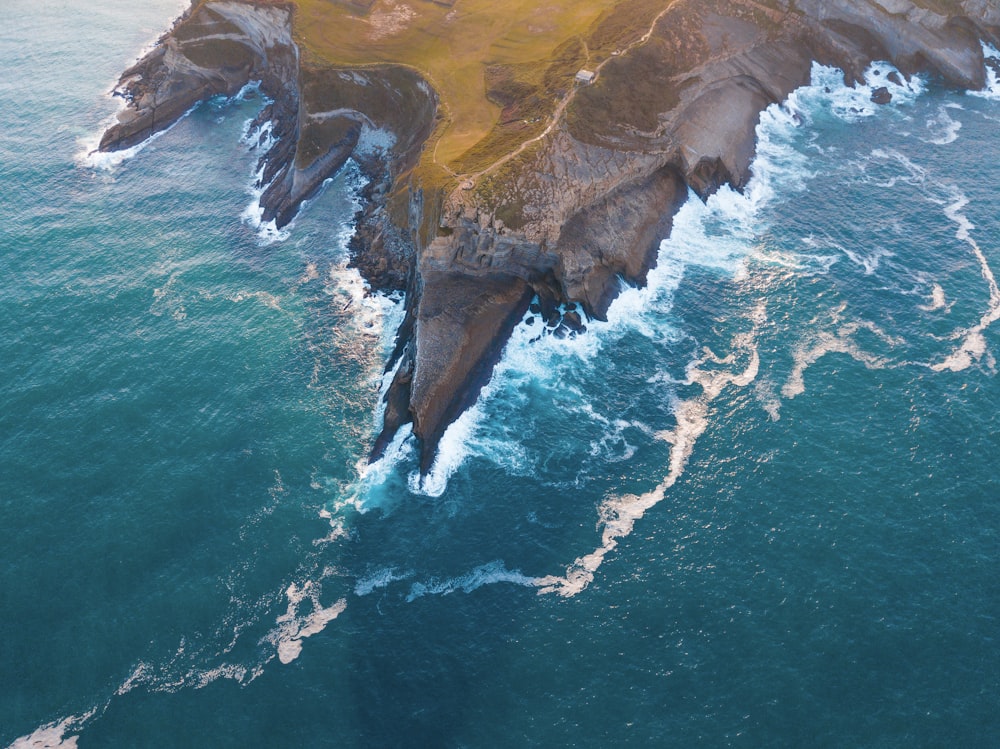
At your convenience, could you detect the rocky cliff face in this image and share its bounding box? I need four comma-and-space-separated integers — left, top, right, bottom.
99, 0, 1000, 473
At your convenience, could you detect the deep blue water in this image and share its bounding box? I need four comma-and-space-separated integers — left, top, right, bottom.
3, 2, 1000, 746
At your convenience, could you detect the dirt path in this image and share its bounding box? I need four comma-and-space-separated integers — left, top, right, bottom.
448, 4, 673, 186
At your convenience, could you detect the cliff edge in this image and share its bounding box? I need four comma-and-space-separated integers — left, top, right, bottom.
98, 0, 1000, 474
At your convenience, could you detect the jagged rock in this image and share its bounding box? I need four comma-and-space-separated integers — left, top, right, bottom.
871, 86, 893, 104
563, 311, 586, 334
99, 0, 1000, 474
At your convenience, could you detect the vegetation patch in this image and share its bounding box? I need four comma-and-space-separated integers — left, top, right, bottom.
287, 0, 624, 176
179, 38, 254, 69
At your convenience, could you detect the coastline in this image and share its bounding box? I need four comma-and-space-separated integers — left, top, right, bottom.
93, 0, 1000, 471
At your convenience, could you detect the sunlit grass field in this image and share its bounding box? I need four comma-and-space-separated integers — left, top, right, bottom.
290, 0, 667, 182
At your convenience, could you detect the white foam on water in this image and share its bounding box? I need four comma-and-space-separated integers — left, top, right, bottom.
324, 263, 394, 339
7, 710, 97, 749
407, 401, 484, 497
242, 116, 277, 153
589, 417, 654, 463
537, 308, 764, 598
187, 662, 264, 689
782, 314, 896, 399
755, 377, 783, 422
109, 640, 265, 696
116, 661, 153, 696
970, 43, 1000, 100
837, 241, 895, 275
800, 62, 926, 123
759, 241, 839, 276
406, 561, 540, 602
930, 188, 1000, 372
8, 722, 78, 749
860, 147, 999, 372
74, 0, 191, 169
235, 90, 289, 243
240, 165, 291, 244
923, 104, 962, 145
331, 290, 408, 509
352, 422, 416, 506
315, 508, 351, 547
268, 581, 347, 665
79, 79, 266, 171
75, 120, 171, 171
532, 59, 933, 597
226, 289, 283, 310
355, 567, 412, 596
402, 305, 603, 498
918, 283, 949, 313
321, 282, 411, 512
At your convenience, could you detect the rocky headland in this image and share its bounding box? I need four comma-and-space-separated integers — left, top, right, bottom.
99, 0, 1000, 472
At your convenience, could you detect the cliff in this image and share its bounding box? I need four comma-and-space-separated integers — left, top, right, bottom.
98, 0, 1000, 473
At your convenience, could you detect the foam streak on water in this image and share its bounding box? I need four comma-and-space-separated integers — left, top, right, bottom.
406, 560, 540, 602
537, 309, 764, 597
931, 188, 1000, 372
269, 582, 347, 665
782, 308, 898, 399
533, 60, 936, 596
7, 711, 94, 749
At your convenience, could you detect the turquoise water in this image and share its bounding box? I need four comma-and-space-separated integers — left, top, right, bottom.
3, 2, 1000, 746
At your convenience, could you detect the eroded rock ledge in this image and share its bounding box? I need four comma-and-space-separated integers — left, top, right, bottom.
99, 0, 1000, 473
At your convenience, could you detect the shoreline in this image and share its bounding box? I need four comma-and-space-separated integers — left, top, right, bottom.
93, 0, 1000, 472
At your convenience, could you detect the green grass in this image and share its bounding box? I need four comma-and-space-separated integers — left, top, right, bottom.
288, 0, 635, 182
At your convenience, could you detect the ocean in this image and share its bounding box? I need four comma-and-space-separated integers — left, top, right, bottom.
3, 1, 1000, 746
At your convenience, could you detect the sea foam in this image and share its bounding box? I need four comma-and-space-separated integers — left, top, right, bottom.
7, 710, 96, 749
268, 581, 347, 665
931, 187, 1000, 372
358, 56, 997, 596
535, 60, 930, 596
970, 43, 1000, 100
406, 560, 540, 602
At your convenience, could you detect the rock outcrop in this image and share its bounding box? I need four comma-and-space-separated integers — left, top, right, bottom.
99, 0, 1000, 473
100, 2, 299, 154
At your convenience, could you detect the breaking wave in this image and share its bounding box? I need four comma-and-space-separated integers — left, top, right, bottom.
970, 43, 1000, 100
534, 57, 999, 596
7, 712, 94, 749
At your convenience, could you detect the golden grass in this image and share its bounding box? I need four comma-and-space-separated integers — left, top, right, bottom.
289, 0, 627, 178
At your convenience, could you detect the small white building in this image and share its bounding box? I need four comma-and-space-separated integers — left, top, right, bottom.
575, 69, 596, 84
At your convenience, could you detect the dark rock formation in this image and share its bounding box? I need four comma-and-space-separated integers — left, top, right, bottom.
871, 85, 893, 104
99, 0, 1000, 474
99, 1, 436, 234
